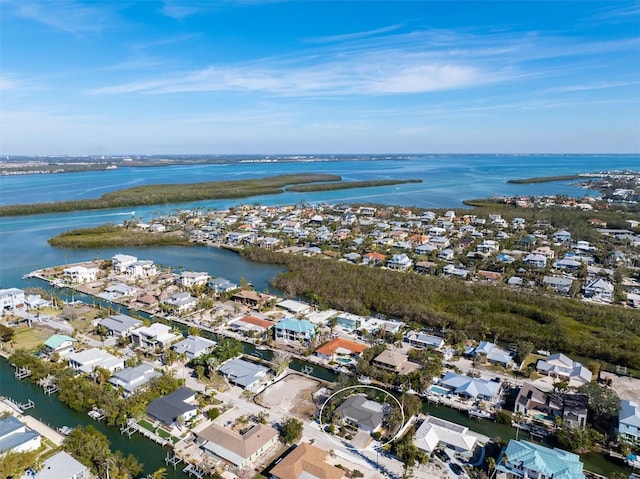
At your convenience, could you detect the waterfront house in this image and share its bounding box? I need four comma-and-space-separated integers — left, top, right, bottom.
63, 265, 98, 283
583, 278, 614, 303
172, 335, 217, 360
178, 271, 210, 288
0, 416, 41, 455
0, 288, 25, 312
619, 399, 640, 444
314, 337, 368, 361
334, 394, 384, 433
514, 382, 588, 428
112, 254, 138, 272
125, 259, 157, 278
228, 315, 275, 336
44, 334, 77, 355
97, 314, 142, 338
270, 443, 345, 479
163, 292, 197, 313
438, 372, 501, 401
209, 277, 238, 294
232, 290, 273, 309
24, 294, 51, 310
536, 353, 592, 386
146, 387, 198, 428
274, 318, 316, 343
131, 323, 180, 350
197, 423, 279, 469
413, 415, 476, 455
372, 349, 420, 375
218, 357, 269, 392
496, 440, 585, 479
403, 331, 445, 350
67, 348, 124, 374
361, 317, 404, 335
109, 362, 161, 396
98, 283, 137, 301
28, 451, 88, 479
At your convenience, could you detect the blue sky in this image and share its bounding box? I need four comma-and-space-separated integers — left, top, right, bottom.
1, 1, 638, 155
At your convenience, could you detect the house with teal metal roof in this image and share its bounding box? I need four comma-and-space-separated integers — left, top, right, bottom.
274, 318, 316, 343
44, 334, 77, 354
496, 440, 584, 479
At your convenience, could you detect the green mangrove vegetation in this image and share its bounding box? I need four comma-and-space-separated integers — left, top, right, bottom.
285, 179, 422, 192
0, 174, 341, 217
506, 174, 587, 184
48, 224, 192, 248
240, 248, 640, 370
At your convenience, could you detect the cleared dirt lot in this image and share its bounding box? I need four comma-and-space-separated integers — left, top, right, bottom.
604, 373, 640, 403
256, 373, 321, 418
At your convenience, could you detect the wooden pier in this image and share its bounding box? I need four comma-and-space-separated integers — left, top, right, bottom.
165, 452, 183, 469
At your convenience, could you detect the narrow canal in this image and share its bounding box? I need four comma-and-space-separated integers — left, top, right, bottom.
0, 358, 190, 479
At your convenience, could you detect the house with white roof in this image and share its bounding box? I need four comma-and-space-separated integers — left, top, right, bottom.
163, 292, 197, 313
277, 299, 312, 315
172, 335, 217, 360
126, 259, 157, 278
23, 451, 88, 479
131, 323, 180, 349
438, 372, 501, 401
112, 254, 138, 272
63, 265, 98, 283
109, 362, 161, 396
178, 271, 210, 288
98, 283, 137, 301
496, 440, 584, 479
523, 253, 547, 269
403, 331, 445, 350
413, 415, 477, 455
387, 253, 412, 271
67, 348, 124, 374
536, 353, 592, 386
218, 357, 269, 392
619, 399, 640, 444
0, 288, 25, 312
0, 416, 41, 455
583, 278, 614, 303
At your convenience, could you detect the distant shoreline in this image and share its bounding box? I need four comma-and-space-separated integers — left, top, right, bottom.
507, 174, 587, 184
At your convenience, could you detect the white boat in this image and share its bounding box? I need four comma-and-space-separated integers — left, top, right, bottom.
468, 408, 494, 419
358, 376, 372, 384
58, 425, 73, 435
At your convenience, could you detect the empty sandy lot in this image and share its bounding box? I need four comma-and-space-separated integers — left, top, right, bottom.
256, 373, 321, 418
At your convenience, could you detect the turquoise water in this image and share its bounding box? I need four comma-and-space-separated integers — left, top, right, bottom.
428, 385, 452, 396
336, 358, 352, 364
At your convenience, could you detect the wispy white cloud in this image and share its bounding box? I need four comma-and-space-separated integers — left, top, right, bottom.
305, 24, 404, 44
5, 0, 120, 34
547, 80, 640, 93
160, 1, 210, 20
0, 76, 16, 91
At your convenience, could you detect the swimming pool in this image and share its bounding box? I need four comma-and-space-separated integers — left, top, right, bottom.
336, 358, 352, 364
429, 385, 451, 396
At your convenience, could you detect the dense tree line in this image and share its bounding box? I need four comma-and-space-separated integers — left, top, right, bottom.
48, 224, 192, 248
0, 173, 341, 217
285, 179, 421, 192
241, 248, 640, 369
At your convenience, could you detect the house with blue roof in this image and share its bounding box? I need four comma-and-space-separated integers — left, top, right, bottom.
438, 372, 501, 402
0, 416, 41, 454
464, 341, 514, 368
497, 440, 584, 479
619, 399, 640, 445
274, 318, 316, 343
